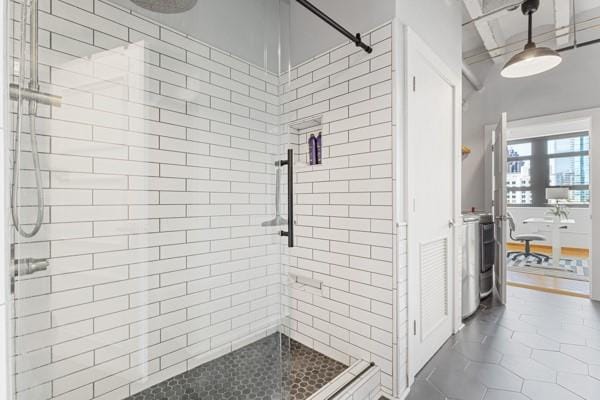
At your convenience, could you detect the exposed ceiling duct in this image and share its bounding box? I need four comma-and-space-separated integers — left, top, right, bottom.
482, 0, 523, 14
463, 0, 523, 27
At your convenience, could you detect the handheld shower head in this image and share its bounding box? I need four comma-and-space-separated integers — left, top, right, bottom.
261, 165, 287, 227
131, 0, 198, 13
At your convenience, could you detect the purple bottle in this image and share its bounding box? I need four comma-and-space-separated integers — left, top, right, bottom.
316, 132, 322, 165
308, 134, 317, 165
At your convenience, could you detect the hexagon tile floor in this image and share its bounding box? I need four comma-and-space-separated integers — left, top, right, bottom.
127, 333, 347, 400
406, 286, 600, 400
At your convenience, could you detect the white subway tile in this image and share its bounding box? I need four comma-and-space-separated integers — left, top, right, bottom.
129, 257, 187, 278
161, 28, 209, 58
95, 304, 159, 332
52, 355, 129, 396
50, 325, 125, 364
51, 171, 127, 190
51, 296, 129, 327
51, 236, 128, 257
16, 320, 93, 354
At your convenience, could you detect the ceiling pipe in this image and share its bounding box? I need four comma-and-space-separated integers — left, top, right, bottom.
557, 37, 600, 52
462, 62, 484, 91
463, 0, 523, 26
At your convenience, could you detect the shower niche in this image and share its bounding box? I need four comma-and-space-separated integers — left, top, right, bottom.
288, 116, 327, 171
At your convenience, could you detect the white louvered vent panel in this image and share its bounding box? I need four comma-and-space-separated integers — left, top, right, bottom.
420, 237, 449, 339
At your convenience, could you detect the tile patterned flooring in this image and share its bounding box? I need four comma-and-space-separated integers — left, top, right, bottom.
127, 334, 346, 400
407, 286, 600, 400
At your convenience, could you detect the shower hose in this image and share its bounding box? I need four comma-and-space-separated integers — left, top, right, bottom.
11, 0, 44, 238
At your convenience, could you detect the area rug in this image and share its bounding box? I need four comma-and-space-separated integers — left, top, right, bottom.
507, 256, 590, 282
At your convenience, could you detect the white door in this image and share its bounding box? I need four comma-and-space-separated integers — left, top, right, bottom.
407, 34, 456, 374
493, 113, 508, 304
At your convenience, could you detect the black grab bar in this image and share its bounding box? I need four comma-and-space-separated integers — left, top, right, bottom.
279, 149, 294, 247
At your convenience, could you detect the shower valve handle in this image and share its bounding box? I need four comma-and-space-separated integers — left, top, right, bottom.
12, 258, 49, 276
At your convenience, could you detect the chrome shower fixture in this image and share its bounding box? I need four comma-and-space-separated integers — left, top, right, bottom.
10, 0, 50, 239
262, 164, 288, 227
131, 0, 198, 13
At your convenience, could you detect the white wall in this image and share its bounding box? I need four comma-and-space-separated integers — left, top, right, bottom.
462, 44, 600, 210
395, 0, 463, 77
108, 0, 283, 72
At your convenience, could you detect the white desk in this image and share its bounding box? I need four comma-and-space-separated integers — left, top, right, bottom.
523, 217, 576, 267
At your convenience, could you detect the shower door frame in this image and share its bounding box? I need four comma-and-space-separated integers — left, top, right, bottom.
1, 0, 12, 398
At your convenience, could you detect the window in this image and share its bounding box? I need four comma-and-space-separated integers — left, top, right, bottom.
506, 132, 589, 206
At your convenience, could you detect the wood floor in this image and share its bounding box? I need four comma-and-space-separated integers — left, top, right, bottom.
506, 242, 590, 298
506, 242, 589, 258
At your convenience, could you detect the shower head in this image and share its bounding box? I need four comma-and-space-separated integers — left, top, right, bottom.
131, 0, 198, 13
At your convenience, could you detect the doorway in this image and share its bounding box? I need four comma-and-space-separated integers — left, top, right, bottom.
486, 110, 598, 299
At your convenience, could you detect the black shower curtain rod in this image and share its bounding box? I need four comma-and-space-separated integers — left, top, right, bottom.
296, 0, 373, 54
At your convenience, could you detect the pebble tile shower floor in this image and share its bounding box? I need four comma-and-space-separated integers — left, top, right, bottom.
127, 334, 347, 400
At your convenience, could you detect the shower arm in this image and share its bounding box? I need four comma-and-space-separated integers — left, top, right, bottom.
8, 0, 62, 107
295, 0, 373, 54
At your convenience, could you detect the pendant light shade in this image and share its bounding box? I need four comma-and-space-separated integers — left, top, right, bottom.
501, 0, 562, 78
501, 43, 562, 78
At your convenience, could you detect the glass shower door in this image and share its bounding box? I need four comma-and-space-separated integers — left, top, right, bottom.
4, 0, 292, 399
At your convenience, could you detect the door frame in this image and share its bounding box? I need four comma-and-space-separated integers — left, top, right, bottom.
493, 113, 508, 304
402, 27, 462, 386
484, 108, 598, 301
1, 0, 10, 398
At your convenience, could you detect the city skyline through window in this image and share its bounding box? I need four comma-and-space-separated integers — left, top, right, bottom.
506, 132, 590, 206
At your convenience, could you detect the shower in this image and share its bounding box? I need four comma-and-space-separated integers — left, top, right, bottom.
9, 0, 60, 275
10, 0, 62, 239
2, 0, 390, 399
131, 0, 198, 13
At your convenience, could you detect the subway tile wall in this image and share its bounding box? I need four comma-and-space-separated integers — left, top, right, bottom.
279, 23, 403, 396
9, 1, 285, 399
7, 1, 407, 399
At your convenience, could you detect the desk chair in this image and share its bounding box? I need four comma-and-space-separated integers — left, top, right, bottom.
506, 212, 550, 264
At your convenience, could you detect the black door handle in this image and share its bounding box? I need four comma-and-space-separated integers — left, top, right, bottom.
279, 149, 294, 247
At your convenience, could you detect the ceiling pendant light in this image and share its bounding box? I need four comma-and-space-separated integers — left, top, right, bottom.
501, 0, 562, 78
